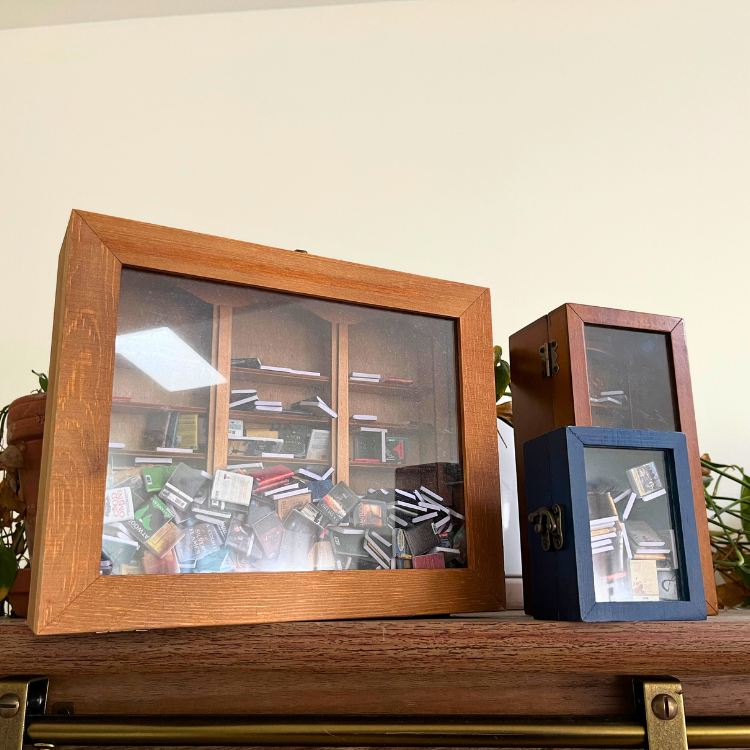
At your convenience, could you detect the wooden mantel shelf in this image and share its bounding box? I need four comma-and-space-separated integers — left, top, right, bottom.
4, 610, 750, 675
0, 611, 750, 716
4, 611, 750, 718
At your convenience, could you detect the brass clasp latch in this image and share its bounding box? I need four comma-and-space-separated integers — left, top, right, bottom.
529, 505, 564, 551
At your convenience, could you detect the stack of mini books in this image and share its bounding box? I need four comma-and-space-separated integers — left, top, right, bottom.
101, 459, 467, 575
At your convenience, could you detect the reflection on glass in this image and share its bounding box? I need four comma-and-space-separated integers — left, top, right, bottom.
584, 325, 679, 431
584, 447, 684, 603
102, 269, 466, 576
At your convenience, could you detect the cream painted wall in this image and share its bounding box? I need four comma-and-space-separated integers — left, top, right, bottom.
0, 0, 748, 468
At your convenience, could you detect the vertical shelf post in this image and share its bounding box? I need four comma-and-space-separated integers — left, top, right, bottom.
335, 322, 349, 484
208, 305, 233, 474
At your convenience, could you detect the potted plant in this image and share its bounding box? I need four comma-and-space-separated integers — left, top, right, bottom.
1, 370, 47, 617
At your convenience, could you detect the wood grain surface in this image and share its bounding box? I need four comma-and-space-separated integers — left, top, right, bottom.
28, 213, 122, 634
458, 291, 504, 606
76, 211, 483, 319
8, 612, 750, 677
29, 211, 506, 635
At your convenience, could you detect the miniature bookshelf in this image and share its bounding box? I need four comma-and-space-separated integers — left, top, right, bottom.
107, 268, 465, 510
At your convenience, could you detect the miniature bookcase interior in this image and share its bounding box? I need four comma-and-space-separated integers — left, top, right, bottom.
525, 426, 705, 622
585, 326, 678, 431
585, 448, 683, 603
104, 268, 466, 575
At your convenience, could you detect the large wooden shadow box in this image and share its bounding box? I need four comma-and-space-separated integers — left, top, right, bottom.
28, 210, 503, 635
509, 303, 717, 616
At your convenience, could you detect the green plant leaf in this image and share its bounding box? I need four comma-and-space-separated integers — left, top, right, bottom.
32, 370, 48, 393
740, 470, 750, 537
0, 543, 18, 601
494, 345, 511, 403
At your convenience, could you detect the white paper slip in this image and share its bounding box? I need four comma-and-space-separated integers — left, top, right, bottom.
448, 508, 465, 520
353, 415, 377, 421
413, 512, 438, 523
591, 531, 617, 542
395, 489, 416, 499
433, 515, 451, 532
108, 442, 126, 449
389, 514, 407, 527
642, 488, 667, 502
255, 401, 282, 406
623, 492, 637, 520
350, 377, 379, 382
290, 369, 321, 377
262, 452, 295, 459
135, 457, 172, 464
420, 486, 444, 503
320, 467, 335, 480
360, 426, 387, 432
255, 406, 283, 412
591, 538, 614, 549
351, 372, 381, 379
613, 489, 631, 504
333, 527, 365, 535
273, 487, 310, 500
260, 365, 292, 372
601, 390, 625, 396
298, 468, 322, 481
372, 531, 392, 547
227, 462, 264, 471
264, 483, 300, 496
396, 500, 423, 512
231, 389, 258, 394
156, 447, 194, 453
315, 397, 338, 419
229, 396, 259, 408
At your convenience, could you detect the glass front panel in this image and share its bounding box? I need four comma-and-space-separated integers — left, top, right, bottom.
584, 325, 679, 431
584, 447, 684, 603
103, 268, 466, 575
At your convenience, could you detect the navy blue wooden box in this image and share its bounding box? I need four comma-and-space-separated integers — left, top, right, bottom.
523, 427, 706, 622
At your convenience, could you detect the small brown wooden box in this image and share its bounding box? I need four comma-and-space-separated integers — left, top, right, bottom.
510, 303, 717, 616
28, 210, 504, 634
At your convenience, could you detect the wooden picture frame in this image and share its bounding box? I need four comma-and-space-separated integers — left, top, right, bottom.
28, 210, 504, 635
524, 426, 706, 622
510, 303, 717, 616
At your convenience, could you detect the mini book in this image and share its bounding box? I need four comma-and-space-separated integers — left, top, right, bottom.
627, 461, 664, 497
229, 395, 259, 409
352, 499, 387, 528
252, 512, 285, 558
276, 492, 312, 522
329, 527, 367, 558
159, 463, 211, 510
141, 465, 176, 493
413, 553, 446, 569
354, 429, 386, 463
225, 520, 255, 556
103, 487, 135, 525
250, 464, 294, 487
231, 357, 262, 369
317, 481, 361, 524
211, 470, 254, 507
228, 419, 245, 438
309, 540, 335, 570
278, 530, 315, 571
625, 520, 666, 548
102, 534, 139, 565
306, 429, 331, 461
405, 523, 440, 557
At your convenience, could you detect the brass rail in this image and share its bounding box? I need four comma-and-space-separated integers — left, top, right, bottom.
19, 715, 750, 748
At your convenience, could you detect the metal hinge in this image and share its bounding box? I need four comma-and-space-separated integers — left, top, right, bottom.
540, 340, 559, 378
0, 677, 48, 750
635, 677, 688, 750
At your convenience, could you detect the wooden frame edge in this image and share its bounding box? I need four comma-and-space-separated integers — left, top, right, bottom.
75, 210, 482, 319
28, 211, 122, 634
30, 214, 506, 634
459, 289, 505, 608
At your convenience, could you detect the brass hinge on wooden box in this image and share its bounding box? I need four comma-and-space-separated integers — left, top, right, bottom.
540, 340, 559, 379
1, 676, 747, 749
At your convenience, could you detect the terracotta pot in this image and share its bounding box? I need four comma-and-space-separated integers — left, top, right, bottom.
6, 392, 46, 559
7, 567, 30, 618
